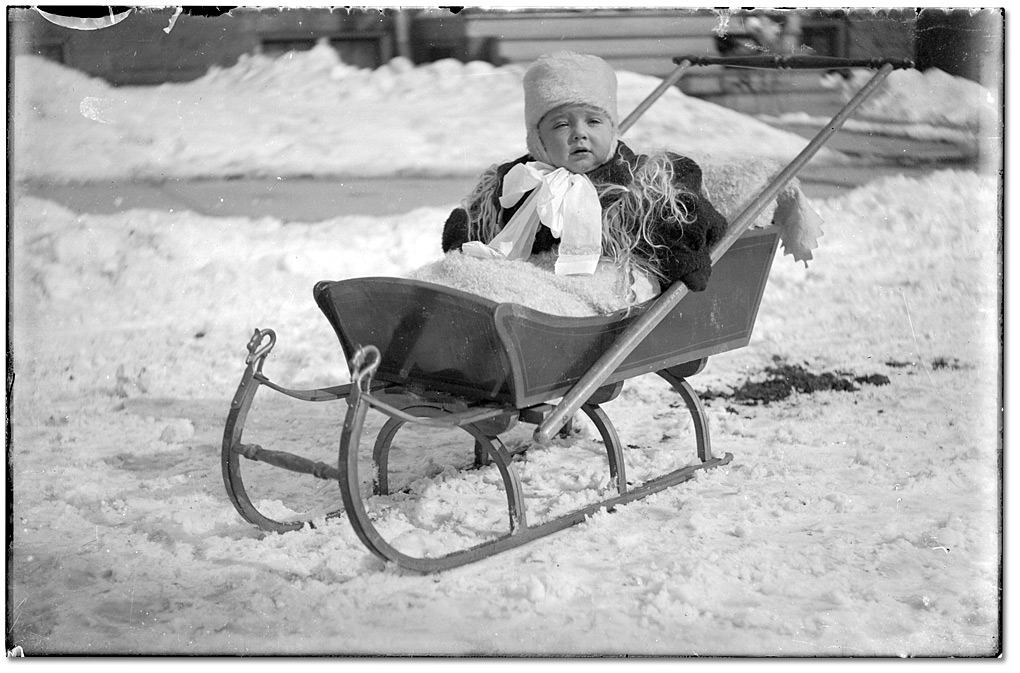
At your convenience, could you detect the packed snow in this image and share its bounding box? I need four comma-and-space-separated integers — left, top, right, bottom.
6, 42, 1002, 657
762, 66, 1001, 150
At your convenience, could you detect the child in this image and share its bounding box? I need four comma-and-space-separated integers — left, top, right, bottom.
438, 51, 729, 307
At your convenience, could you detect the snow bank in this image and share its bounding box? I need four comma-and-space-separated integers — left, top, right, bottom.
843, 66, 998, 130
12, 44, 845, 183
13, 46, 996, 187
760, 66, 1001, 152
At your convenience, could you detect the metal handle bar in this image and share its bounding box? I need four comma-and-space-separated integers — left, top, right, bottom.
673, 54, 914, 70
619, 60, 691, 134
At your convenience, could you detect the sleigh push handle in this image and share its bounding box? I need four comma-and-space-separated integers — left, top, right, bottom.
620, 55, 912, 135
535, 56, 908, 444
672, 54, 914, 71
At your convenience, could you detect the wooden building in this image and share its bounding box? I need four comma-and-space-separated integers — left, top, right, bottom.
10, 7, 920, 91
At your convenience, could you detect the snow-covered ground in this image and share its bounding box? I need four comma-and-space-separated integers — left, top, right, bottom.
6, 43, 1003, 657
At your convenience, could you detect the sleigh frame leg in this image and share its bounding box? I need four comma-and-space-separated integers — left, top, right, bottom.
658, 360, 713, 463
221, 329, 361, 533
331, 349, 729, 573
223, 336, 730, 573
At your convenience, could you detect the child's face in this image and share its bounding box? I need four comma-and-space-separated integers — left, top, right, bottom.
537, 104, 616, 174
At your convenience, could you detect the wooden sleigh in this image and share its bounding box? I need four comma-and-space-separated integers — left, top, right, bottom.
221, 56, 912, 572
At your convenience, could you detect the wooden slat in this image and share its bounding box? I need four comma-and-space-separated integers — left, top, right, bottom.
465, 12, 721, 40
496, 36, 718, 61
495, 39, 718, 73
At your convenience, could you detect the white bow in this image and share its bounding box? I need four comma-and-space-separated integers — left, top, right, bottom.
461, 161, 603, 275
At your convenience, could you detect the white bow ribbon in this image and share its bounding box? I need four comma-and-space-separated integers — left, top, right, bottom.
461, 161, 603, 275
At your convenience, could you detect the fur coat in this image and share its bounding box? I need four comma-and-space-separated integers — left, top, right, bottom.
440, 142, 729, 292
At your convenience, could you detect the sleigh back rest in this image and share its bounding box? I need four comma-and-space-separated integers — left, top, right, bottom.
314, 226, 780, 408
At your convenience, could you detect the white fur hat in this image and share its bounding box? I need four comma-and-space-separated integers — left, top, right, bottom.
523, 52, 619, 161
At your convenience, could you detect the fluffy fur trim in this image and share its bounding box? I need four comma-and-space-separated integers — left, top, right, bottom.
698, 157, 823, 263
408, 252, 657, 317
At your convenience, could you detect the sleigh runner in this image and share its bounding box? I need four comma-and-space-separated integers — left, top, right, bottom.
222, 56, 912, 572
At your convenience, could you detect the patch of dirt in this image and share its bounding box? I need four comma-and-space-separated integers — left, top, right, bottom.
698, 359, 891, 406
931, 356, 972, 371
885, 356, 971, 371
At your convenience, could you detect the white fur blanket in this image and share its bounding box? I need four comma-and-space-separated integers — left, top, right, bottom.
409, 252, 657, 317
